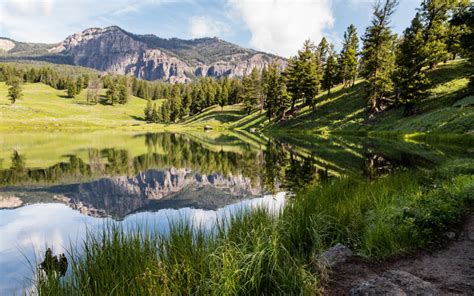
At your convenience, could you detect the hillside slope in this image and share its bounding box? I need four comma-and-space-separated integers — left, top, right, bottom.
231, 59, 473, 135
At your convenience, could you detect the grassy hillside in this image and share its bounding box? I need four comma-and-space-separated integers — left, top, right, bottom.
233, 59, 473, 135
0, 82, 165, 130
180, 105, 247, 130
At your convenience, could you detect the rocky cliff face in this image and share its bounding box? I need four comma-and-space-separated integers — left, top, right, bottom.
44, 26, 285, 82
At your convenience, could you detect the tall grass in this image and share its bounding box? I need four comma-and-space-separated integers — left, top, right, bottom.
36, 161, 474, 295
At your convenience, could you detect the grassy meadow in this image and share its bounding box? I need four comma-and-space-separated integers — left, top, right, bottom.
0, 82, 167, 131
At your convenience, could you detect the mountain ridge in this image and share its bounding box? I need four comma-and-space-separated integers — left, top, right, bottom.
0, 26, 286, 82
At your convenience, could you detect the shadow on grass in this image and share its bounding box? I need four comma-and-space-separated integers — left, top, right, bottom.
276, 82, 368, 130
184, 108, 246, 125
130, 115, 146, 121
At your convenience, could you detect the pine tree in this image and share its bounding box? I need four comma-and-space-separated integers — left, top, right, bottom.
7, 76, 22, 104
262, 63, 280, 120
181, 87, 192, 117
286, 40, 319, 110
394, 13, 430, 110
452, 2, 473, 91
242, 68, 261, 114
106, 82, 118, 105
445, 0, 469, 61
67, 80, 77, 98
151, 103, 160, 123
161, 102, 171, 123
317, 37, 330, 66
419, 0, 457, 69
117, 82, 129, 104
144, 99, 153, 122
301, 41, 319, 108
361, 0, 399, 113
76, 76, 84, 94
285, 57, 302, 111
219, 84, 229, 111
323, 45, 338, 94
339, 24, 359, 87
169, 86, 181, 122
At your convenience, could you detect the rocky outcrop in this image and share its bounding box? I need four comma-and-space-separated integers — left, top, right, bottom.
349, 270, 440, 296
0, 39, 15, 52
45, 26, 286, 82
319, 243, 353, 268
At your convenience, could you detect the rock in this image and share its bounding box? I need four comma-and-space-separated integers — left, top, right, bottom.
0, 39, 15, 52
320, 243, 353, 267
349, 270, 440, 296
46, 26, 286, 82
349, 275, 406, 296
382, 270, 440, 295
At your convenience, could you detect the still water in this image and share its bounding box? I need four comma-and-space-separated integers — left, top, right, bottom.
0, 131, 469, 293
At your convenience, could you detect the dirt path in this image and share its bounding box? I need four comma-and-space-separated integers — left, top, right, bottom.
325, 213, 474, 295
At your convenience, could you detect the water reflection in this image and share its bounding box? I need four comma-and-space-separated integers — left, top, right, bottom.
0, 132, 465, 219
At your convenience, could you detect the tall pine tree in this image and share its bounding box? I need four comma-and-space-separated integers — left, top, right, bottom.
451, 2, 474, 91
419, 0, 456, 69
323, 44, 338, 94
361, 0, 398, 113
144, 99, 153, 122
394, 13, 430, 111
339, 24, 359, 87
287, 40, 319, 110
242, 68, 261, 114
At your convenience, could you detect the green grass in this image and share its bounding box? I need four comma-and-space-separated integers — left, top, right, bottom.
230, 59, 473, 135
181, 105, 247, 130
0, 82, 172, 131
36, 159, 474, 295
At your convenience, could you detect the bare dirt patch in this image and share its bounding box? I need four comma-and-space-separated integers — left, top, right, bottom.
324, 213, 474, 295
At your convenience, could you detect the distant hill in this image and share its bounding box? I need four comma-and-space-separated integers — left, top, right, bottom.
0, 26, 285, 82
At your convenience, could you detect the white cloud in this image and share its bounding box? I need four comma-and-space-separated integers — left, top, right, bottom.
188, 16, 231, 38
0, 0, 164, 43
227, 0, 334, 57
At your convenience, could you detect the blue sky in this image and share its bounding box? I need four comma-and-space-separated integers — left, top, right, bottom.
0, 0, 420, 57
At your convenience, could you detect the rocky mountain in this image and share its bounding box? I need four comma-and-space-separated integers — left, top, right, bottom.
0, 26, 285, 82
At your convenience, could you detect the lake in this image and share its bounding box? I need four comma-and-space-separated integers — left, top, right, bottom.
0, 131, 470, 293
